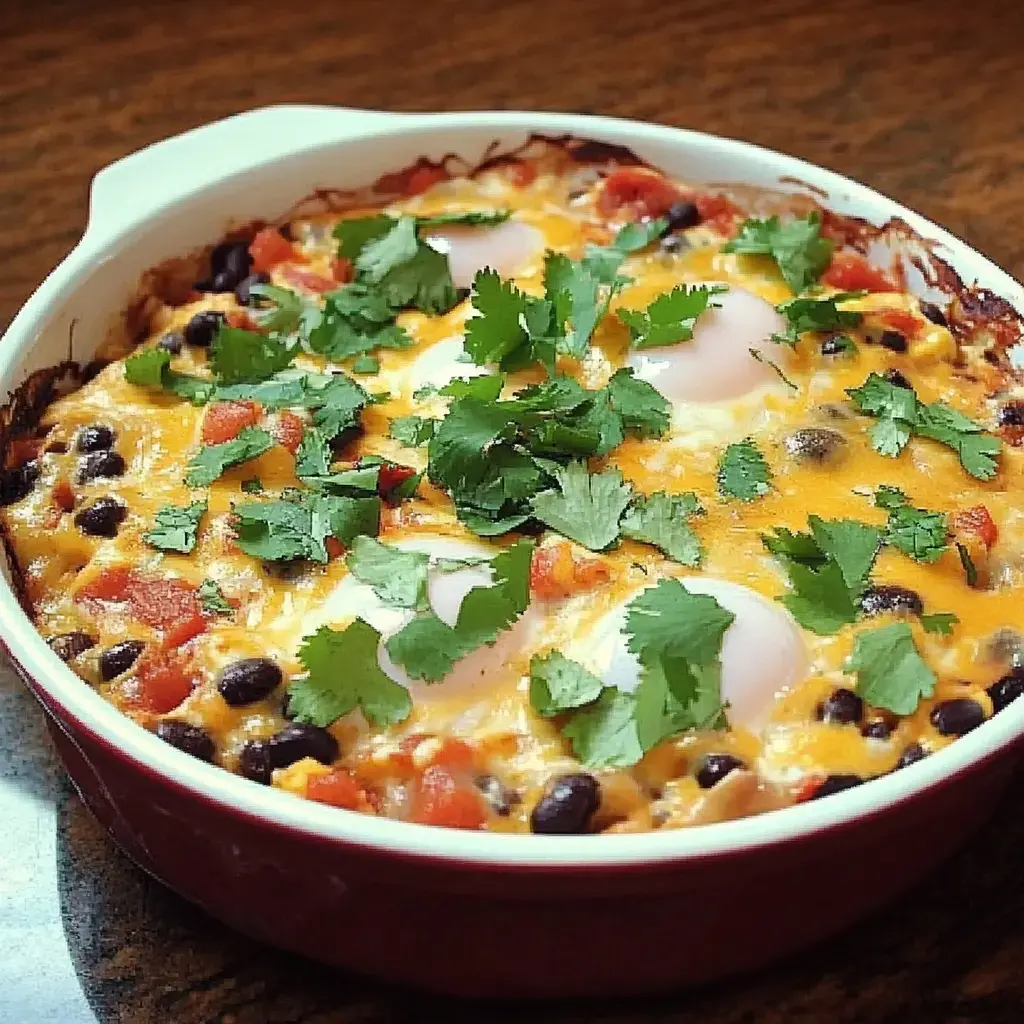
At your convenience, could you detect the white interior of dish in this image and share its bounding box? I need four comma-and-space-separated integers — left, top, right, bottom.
4, 105, 1024, 868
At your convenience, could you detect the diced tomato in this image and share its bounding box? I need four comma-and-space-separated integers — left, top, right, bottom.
123, 651, 196, 714
377, 462, 417, 496
324, 537, 346, 560
226, 309, 255, 330
508, 160, 538, 187
274, 410, 304, 454
127, 577, 207, 648
307, 769, 373, 811
430, 738, 477, 773
201, 401, 261, 444
331, 257, 354, 284
878, 309, 921, 338
410, 766, 486, 829
77, 566, 133, 602
405, 164, 448, 196
597, 167, 682, 220
52, 478, 75, 513
795, 775, 825, 803
7, 438, 42, 468
530, 543, 609, 599
280, 265, 336, 294
694, 192, 741, 235
822, 251, 896, 293
952, 505, 998, 549
248, 227, 295, 273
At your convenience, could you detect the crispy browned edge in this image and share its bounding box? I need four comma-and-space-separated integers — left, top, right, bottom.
2, 133, 1022, 615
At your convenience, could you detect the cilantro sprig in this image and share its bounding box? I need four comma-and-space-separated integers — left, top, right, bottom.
618, 284, 727, 349
723, 212, 833, 294
124, 348, 214, 405
143, 499, 207, 554
874, 486, 949, 563
184, 427, 275, 487
845, 622, 936, 715
772, 291, 865, 347
717, 439, 771, 502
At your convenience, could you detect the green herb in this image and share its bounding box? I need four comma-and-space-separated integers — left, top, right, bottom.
581, 218, 669, 284
463, 270, 540, 370
562, 689, 645, 768
416, 210, 511, 228
956, 542, 979, 586
748, 348, 799, 390
389, 415, 436, 447
306, 286, 413, 362
618, 284, 727, 349
848, 373, 1001, 480
772, 291, 865, 347
294, 428, 331, 479
385, 540, 533, 682
921, 612, 959, 636
723, 212, 833, 293
620, 491, 703, 565
605, 367, 671, 438
142, 499, 207, 554
197, 578, 234, 615
345, 536, 430, 609
184, 427, 275, 487
240, 477, 263, 494
209, 326, 299, 385
124, 347, 214, 405
246, 283, 310, 335
845, 622, 936, 714
874, 486, 948, 562
288, 620, 412, 728
351, 354, 380, 374
531, 463, 633, 551
717, 439, 771, 502
529, 650, 605, 718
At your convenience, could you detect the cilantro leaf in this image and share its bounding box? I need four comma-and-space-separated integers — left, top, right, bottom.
417, 210, 511, 228
142, 499, 207, 554
846, 373, 919, 457
294, 427, 331, 479
355, 215, 420, 281
531, 463, 633, 551
197, 578, 233, 615
620, 491, 703, 565
289, 621, 412, 728
543, 252, 604, 359
874, 487, 948, 563
772, 291, 865, 347
781, 559, 860, 634
529, 650, 605, 718
723, 213, 833, 293
921, 611, 959, 636
807, 517, 883, 592
957, 541, 979, 586
463, 269, 531, 368
124, 347, 214, 405
562, 689, 644, 768
246, 283, 310, 335
345, 536, 430, 609
240, 477, 262, 494
717, 439, 771, 502
333, 215, 396, 261
389, 415, 436, 447
307, 289, 413, 361
915, 402, 1002, 481
604, 367, 670, 438
618, 284, 727, 349
846, 622, 936, 715
352, 355, 379, 375
582, 217, 669, 284
210, 326, 298, 385
184, 427, 275, 487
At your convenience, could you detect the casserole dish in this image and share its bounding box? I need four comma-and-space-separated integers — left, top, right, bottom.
3, 104, 1024, 997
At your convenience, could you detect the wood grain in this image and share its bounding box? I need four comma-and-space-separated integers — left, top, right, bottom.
3, 0, 1024, 1019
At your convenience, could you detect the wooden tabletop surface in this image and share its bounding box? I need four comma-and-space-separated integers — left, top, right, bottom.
3, 0, 1024, 1020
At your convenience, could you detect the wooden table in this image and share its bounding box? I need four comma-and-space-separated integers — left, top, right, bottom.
2, 0, 1024, 1019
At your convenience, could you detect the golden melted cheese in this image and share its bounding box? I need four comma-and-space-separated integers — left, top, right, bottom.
5, 161, 1023, 835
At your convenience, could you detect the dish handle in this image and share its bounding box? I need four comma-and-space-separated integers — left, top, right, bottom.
84, 104, 407, 243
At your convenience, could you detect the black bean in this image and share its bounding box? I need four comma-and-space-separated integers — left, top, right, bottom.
155, 720, 215, 762
882, 368, 913, 390
183, 310, 226, 348
666, 200, 701, 231
919, 301, 948, 326
896, 742, 928, 769
530, 773, 601, 834
783, 427, 846, 465
879, 330, 908, 352
235, 271, 271, 307
659, 234, 686, 255
0, 461, 40, 505
988, 669, 1024, 713
217, 657, 283, 706
861, 719, 893, 740
820, 334, 852, 356
983, 627, 1024, 666
930, 698, 986, 736
77, 450, 126, 483
809, 774, 864, 800
997, 400, 1024, 427
238, 740, 273, 785
476, 774, 520, 816
76, 424, 114, 453
159, 331, 184, 354
48, 631, 96, 662
859, 584, 924, 618
99, 640, 145, 681
74, 496, 127, 538
695, 753, 746, 789
817, 687, 864, 725
277, 222, 294, 241
267, 723, 339, 768
209, 241, 252, 291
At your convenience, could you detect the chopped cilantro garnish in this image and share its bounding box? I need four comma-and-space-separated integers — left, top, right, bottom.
389, 415, 435, 447
748, 348, 799, 390
531, 463, 633, 551
563, 689, 645, 768
620, 491, 703, 566
848, 372, 1001, 480
845, 622, 936, 715
956, 542, 979, 586
209, 326, 299, 385
723, 212, 833, 293
605, 367, 671, 438
921, 611, 959, 635
245, 283, 310, 335
463, 270, 539, 370
294, 427, 331, 479
184, 427, 275, 487
240, 477, 263, 494
543, 251, 604, 360
288, 620, 412, 728
618, 284, 727, 349
529, 650, 606, 718
197, 578, 234, 615
874, 486, 948, 562
124, 347, 214, 405
416, 210, 511, 228
143, 499, 207, 554
345, 536, 430, 609
306, 285, 413, 362
581, 218, 669, 284
717, 439, 771, 502
771, 291, 865, 347
351, 354, 380, 375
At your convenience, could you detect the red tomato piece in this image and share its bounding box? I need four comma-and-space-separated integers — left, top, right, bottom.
280, 265, 337, 294
878, 309, 921, 337
128, 577, 206, 645
377, 463, 417, 496
508, 160, 538, 187
822, 251, 896, 293
405, 164, 448, 196
952, 505, 998, 549
201, 401, 261, 444
530, 543, 608, 599
597, 167, 681, 219
76, 566, 133, 603
274, 410, 304, 454
324, 537, 346, 560
306, 770, 371, 810
430, 738, 477, 773
331, 257, 354, 284
124, 651, 196, 713
694, 192, 741, 235
410, 766, 486, 829
248, 227, 295, 273
52, 478, 75, 513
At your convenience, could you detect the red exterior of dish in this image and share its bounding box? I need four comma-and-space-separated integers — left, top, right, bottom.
22, 662, 1017, 998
